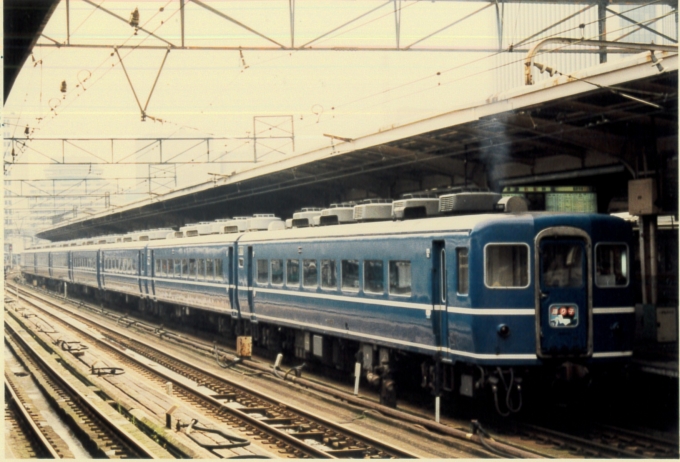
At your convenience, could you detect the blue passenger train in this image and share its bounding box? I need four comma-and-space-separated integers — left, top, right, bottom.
21, 211, 635, 412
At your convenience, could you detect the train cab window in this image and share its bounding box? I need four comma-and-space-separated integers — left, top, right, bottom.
271, 259, 283, 285
389, 261, 411, 296
257, 259, 269, 283
287, 259, 300, 286
364, 260, 384, 293
216, 259, 224, 280
485, 244, 529, 288
542, 243, 584, 288
206, 259, 214, 280
321, 260, 337, 289
302, 259, 317, 287
595, 243, 629, 287
342, 260, 360, 292
457, 248, 469, 295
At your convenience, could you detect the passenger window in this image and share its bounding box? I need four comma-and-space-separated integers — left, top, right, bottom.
198, 259, 205, 279
271, 259, 283, 285
257, 259, 269, 283
182, 259, 189, 277
542, 243, 583, 288
342, 260, 359, 292
287, 259, 300, 285
215, 259, 223, 280
303, 259, 318, 287
389, 261, 411, 296
457, 248, 469, 295
156, 259, 161, 275
174, 259, 181, 276
364, 260, 384, 293
595, 243, 628, 287
206, 259, 214, 280
238, 258, 244, 269
321, 260, 337, 289
485, 244, 529, 288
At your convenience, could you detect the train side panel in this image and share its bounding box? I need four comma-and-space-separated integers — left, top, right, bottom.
150, 245, 232, 313
242, 235, 446, 356
101, 249, 142, 297
72, 250, 98, 289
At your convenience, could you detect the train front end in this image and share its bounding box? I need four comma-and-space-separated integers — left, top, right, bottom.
448, 213, 635, 414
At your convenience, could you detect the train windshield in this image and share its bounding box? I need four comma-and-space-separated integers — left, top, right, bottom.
541, 242, 584, 288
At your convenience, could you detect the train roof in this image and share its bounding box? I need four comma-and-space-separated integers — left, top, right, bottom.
23, 212, 628, 253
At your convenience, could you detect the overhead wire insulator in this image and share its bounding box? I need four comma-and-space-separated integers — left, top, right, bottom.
129, 8, 140, 28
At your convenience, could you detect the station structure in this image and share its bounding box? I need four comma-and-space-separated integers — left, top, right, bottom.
4, 1, 678, 374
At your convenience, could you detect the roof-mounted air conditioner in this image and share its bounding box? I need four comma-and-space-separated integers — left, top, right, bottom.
138, 228, 175, 241
439, 191, 502, 214
222, 217, 249, 233
392, 193, 440, 220
319, 202, 356, 226
292, 207, 323, 228
247, 214, 282, 231
353, 199, 393, 222
180, 222, 214, 237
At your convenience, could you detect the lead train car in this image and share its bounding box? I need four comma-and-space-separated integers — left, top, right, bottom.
21, 212, 634, 411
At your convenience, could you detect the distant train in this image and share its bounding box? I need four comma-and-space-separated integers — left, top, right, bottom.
21, 196, 635, 413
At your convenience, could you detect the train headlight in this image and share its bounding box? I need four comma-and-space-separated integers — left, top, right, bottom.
497, 324, 510, 338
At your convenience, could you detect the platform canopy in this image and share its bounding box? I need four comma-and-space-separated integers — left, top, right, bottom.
35, 50, 677, 241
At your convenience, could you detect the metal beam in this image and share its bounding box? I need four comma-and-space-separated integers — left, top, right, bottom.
81, 0, 175, 47
607, 7, 678, 43
191, 0, 286, 48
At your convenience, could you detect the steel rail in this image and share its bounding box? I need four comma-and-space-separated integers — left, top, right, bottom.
4, 377, 63, 459
12, 282, 543, 458
10, 285, 421, 459
4, 315, 162, 459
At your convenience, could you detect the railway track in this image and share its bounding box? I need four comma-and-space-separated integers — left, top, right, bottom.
4, 320, 170, 459
497, 420, 679, 458
5, 376, 68, 459
7, 284, 425, 459
12, 281, 677, 459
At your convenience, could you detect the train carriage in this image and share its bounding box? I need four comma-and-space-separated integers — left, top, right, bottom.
51, 251, 70, 282
72, 248, 99, 289
34, 250, 51, 279
146, 238, 234, 315
101, 246, 143, 297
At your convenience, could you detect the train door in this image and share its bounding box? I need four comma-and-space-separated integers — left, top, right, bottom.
141, 250, 150, 297
97, 251, 102, 290
236, 244, 252, 318
535, 228, 592, 358
67, 253, 73, 281
149, 250, 156, 298
228, 247, 238, 318
246, 246, 255, 321
432, 241, 449, 354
